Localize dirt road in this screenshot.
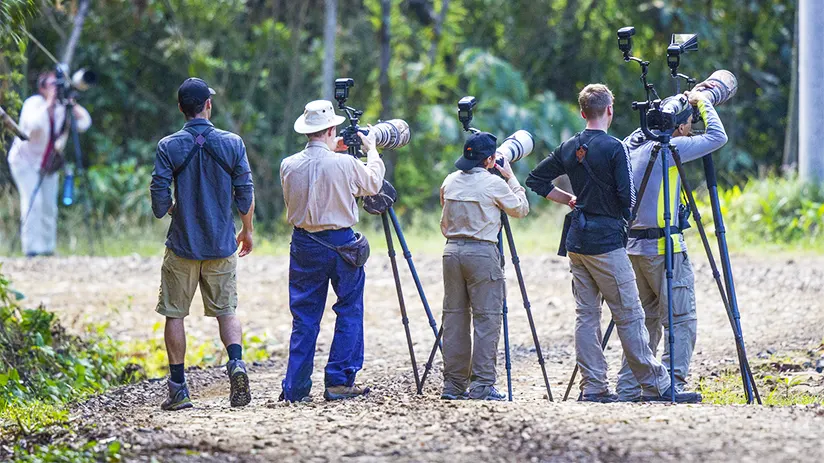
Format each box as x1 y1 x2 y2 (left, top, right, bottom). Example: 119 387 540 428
4 251 824 461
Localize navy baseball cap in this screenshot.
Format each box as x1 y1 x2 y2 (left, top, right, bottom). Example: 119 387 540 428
177 77 215 107
455 131 498 171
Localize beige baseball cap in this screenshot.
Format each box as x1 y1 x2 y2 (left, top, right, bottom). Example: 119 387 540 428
294 100 347 134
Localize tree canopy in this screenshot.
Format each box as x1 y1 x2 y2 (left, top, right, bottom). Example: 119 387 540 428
0 0 796 224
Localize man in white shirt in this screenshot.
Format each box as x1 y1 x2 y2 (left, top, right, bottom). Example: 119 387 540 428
279 100 384 402
7 71 91 256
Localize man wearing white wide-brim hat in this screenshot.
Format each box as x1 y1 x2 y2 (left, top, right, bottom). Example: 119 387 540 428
279 100 384 402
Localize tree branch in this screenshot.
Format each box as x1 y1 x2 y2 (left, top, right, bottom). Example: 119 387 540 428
60 0 90 67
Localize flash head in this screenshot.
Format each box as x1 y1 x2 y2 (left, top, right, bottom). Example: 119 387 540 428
334 78 354 104
671 34 699 53
458 96 477 131
617 26 635 56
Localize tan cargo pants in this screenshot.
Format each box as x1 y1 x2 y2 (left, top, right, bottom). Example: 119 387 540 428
569 248 671 396
441 239 505 398
616 252 698 400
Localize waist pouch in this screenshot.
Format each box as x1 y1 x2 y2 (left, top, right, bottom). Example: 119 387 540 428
558 211 573 257
304 231 371 267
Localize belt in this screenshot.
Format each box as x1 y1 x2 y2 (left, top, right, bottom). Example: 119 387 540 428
446 237 496 245
628 227 683 240
294 227 352 235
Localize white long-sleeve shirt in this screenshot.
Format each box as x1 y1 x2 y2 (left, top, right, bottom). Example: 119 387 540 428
280 141 386 232
7 95 91 169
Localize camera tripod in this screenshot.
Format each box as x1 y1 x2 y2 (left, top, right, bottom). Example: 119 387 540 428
10 99 98 256
379 206 442 394
561 129 759 404
418 211 554 401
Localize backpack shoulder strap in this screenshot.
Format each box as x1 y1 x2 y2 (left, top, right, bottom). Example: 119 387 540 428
172 127 207 178
174 126 234 178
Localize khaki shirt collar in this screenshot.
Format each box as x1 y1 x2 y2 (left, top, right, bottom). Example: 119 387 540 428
465 167 490 175
306 140 331 151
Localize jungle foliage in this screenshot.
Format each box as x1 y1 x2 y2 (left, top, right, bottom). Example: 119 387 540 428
0 0 798 227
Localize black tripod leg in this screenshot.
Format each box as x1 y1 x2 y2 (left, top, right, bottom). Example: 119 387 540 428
498 231 513 401
563 318 614 401
671 147 758 404
68 108 98 255
661 144 676 403
388 208 440 347
501 214 553 401
382 212 421 393
418 326 443 394
702 154 759 404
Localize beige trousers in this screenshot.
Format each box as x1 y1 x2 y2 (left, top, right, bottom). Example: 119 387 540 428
616 252 698 400
569 248 670 396
441 239 504 397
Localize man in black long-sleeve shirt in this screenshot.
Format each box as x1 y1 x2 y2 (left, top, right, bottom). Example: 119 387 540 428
527 84 699 403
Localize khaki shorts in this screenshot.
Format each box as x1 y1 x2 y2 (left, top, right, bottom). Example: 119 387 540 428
156 248 238 319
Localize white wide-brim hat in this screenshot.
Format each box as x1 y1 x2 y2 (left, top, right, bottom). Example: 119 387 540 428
294 100 347 134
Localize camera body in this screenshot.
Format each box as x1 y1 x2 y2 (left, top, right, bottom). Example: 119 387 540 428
455 96 534 173
334 77 410 156
55 64 96 103
635 94 691 134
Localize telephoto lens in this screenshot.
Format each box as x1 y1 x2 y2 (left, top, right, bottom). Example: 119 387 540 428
496 130 534 164
693 70 738 106
371 119 410 150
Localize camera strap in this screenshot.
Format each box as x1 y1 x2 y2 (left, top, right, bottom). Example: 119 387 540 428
574 132 625 218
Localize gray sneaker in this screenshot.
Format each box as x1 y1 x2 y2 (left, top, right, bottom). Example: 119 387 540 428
469 386 507 401
227 359 251 407
642 387 702 404
324 385 370 401
161 379 193 411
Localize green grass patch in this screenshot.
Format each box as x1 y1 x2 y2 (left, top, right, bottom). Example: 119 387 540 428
698 362 824 406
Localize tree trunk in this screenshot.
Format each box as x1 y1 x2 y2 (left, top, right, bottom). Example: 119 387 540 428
782 4 799 171
428 0 449 64
61 0 91 67
379 0 395 181
799 0 824 183
322 0 337 101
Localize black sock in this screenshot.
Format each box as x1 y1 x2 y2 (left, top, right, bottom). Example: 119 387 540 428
169 363 185 384
227 344 242 361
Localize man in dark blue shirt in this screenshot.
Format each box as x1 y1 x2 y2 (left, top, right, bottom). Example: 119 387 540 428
150 77 255 411
527 84 698 403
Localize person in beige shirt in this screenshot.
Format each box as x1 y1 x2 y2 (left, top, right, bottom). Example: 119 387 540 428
279 100 384 402
439 131 528 401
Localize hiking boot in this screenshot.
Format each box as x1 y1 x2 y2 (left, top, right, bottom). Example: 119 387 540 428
227 359 251 407
161 379 193 411
642 387 702 404
469 386 506 401
579 391 619 403
323 385 370 401
440 390 469 401
278 391 313 403
617 395 642 403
